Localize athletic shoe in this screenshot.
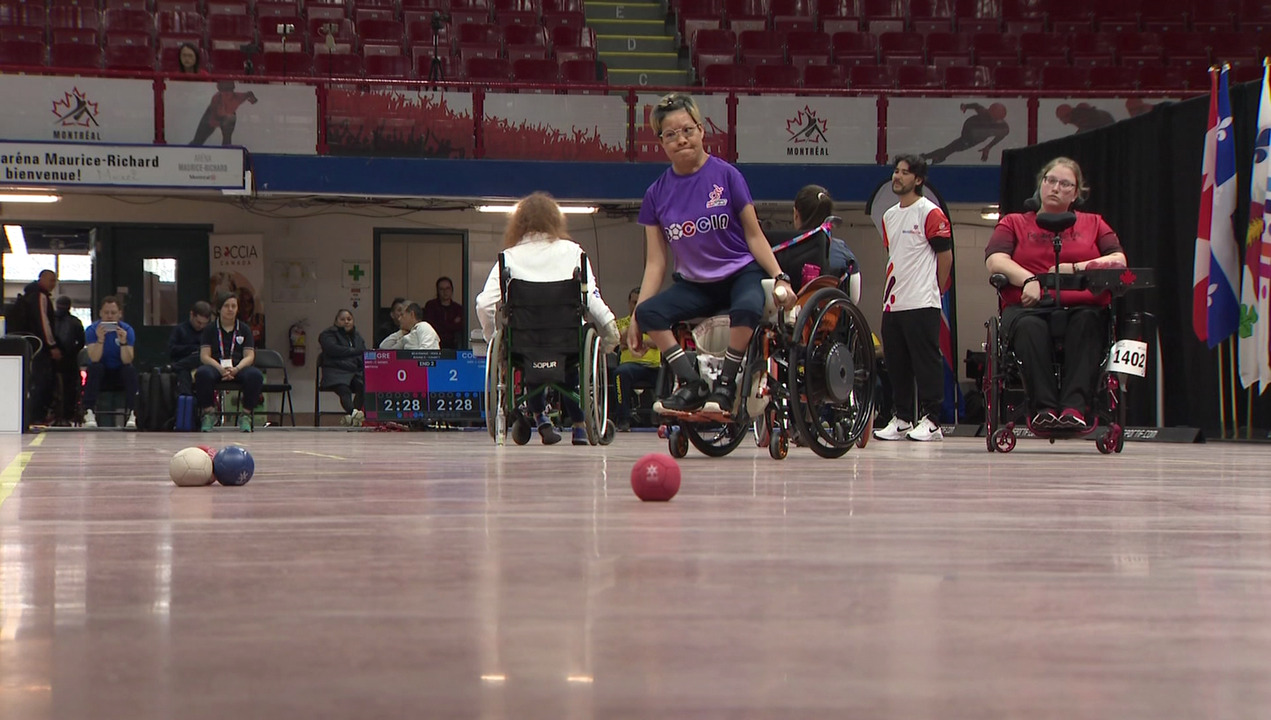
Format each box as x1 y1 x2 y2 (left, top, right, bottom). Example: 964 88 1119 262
536 414 561 445
200 412 215 433
873 416 912 441
82 410 98 429
124 411 137 429
702 381 737 416
350 409 365 427
572 426 589 445
1057 408 1088 429
1031 409 1059 429
238 415 253 433
616 419 632 432
654 379 709 413
906 416 943 442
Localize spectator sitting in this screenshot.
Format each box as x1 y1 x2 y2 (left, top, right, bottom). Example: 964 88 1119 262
82 296 139 429
319 308 368 425
168 300 213 393
177 43 207 74
377 297 407 346
379 302 440 351
196 291 264 433
423 276 465 350
612 287 661 432
52 296 86 426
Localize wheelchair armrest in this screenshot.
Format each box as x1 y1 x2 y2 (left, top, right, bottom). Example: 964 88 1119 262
760 278 778 324
989 273 1010 291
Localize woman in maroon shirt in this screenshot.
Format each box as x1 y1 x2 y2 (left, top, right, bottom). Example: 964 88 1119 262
422 276 464 350
984 156 1127 431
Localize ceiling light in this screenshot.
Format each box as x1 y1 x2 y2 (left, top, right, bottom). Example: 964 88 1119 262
477 204 598 215
4 225 28 255
0 193 61 204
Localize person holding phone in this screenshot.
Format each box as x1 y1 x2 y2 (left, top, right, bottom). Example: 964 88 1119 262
82 296 139 429
196 291 264 432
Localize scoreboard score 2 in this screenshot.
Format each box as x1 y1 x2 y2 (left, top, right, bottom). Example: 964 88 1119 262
363 349 486 422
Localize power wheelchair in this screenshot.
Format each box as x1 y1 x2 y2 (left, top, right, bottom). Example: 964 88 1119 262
982 215 1154 455
655 219 878 460
484 253 614 446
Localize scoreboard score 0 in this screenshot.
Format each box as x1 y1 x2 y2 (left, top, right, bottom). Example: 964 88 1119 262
363 349 486 422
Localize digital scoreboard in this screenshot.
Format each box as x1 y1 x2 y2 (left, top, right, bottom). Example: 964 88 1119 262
363 349 486 422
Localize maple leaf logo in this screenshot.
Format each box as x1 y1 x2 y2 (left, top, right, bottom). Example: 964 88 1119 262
1119 269 1137 286
51 87 99 128
786 105 827 144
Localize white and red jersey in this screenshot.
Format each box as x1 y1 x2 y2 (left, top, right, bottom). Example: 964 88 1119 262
881 196 952 313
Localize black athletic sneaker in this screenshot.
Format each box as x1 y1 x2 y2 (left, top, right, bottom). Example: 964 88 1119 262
702 381 737 416
655 379 710 413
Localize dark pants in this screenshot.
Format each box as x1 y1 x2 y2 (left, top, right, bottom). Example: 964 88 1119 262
27 348 56 425
83 363 139 411
194 365 264 410
527 369 583 424
328 376 365 414
172 355 201 394
1005 306 1106 413
880 308 944 423
635 262 767 331
55 358 81 421
611 362 659 421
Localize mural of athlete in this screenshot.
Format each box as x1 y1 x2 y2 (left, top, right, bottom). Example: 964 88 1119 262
1056 102 1116 133
191 80 258 146
922 102 1010 164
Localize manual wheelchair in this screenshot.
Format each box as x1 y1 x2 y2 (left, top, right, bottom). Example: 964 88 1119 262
484 254 613 446
654 220 877 460
982 268 1154 455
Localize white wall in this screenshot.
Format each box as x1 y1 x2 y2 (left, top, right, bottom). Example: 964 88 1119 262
11 195 1001 414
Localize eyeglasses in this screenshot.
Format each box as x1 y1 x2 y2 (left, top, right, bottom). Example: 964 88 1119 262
659 124 700 141
1041 175 1076 190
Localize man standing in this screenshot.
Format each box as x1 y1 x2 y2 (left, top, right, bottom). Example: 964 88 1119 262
875 155 953 442
52 296 86 425
10 269 61 425
168 300 213 393
82 296 139 429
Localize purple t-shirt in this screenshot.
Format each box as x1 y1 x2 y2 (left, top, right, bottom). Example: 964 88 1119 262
638 155 756 283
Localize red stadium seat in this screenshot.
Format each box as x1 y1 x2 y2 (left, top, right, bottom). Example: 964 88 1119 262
309 18 358 49
157 10 206 36
0 1 48 29
505 24 549 61
847 63 897 88
896 64 942 87
364 53 410 78
971 33 1019 66
738 29 786 65
554 46 595 63
770 0 816 34
925 32 972 65
412 50 454 79
724 0 767 34
818 0 860 34
991 64 1038 89
956 19 1000 34
358 19 407 43
877 31 924 64
313 49 362 76
909 0 953 33
157 0 201 11
305 2 348 22
1087 65 1139 89
942 64 990 89
559 57 603 84
542 10 584 30
450 0 493 25
259 50 313 75
103 0 151 11
831 31 877 64
701 62 753 87
207 46 247 72
692 28 736 60
353 7 397 23
0 26 47 44
786 29 831 68
0 39 47 67
465 55 512 80
50 42 103 69
860 0 904 32
52 27 97 45
802 62 845 88
512 56 559 82
106 31 153 47
48 5 100 31
105 44 157 70
1039 65 1090 90
753 63 801 87
256 2 301 19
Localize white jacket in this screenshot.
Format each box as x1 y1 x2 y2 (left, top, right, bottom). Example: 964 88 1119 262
476 233 618 350
379 320 441 351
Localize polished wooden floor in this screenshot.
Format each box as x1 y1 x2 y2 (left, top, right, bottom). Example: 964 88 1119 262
1 429 1269 719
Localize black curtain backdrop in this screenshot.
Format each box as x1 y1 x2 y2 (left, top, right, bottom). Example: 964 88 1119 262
1000 81 1268 437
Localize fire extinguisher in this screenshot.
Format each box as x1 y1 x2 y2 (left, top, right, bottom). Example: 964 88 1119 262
288 322 306 366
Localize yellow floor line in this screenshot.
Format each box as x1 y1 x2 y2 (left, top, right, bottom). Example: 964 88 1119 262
29 433 45 447
292 450 347 461
0 452 33 509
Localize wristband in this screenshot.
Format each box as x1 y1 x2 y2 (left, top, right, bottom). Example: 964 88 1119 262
1022 276 1039 287
773 272 791 284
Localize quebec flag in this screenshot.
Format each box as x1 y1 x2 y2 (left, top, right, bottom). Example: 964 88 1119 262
1192 65 1241 348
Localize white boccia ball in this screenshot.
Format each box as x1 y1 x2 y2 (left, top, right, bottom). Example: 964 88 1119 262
170 447 215 487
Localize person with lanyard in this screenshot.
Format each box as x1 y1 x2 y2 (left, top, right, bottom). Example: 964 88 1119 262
792 184 861 302
195 291 264 432
318 308 368 426
423 276 465 350
81 296 137 429
630 92 795 417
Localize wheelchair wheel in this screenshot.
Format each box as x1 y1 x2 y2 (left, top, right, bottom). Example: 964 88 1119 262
983 317 1001 453
683 421 748 457
579 326 607 446
787 288 876 459
600 418 615 445
484 329 509 442
768 426 788 460
991 427 1016 453
1096 424 1124 454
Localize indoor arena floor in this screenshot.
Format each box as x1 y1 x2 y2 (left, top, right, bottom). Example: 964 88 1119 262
1 429 1269 719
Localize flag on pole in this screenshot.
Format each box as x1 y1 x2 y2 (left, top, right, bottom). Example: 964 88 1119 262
1193 65 1241 348
1238 59 1271 392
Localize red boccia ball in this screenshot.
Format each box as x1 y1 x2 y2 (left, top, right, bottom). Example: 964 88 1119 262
630 453 681 502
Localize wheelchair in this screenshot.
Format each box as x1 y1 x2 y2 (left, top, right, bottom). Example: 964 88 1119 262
655 219 878 460
982 268 1153 455
484 254 613 446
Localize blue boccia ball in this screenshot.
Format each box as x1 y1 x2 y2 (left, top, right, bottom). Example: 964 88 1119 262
213 445 255 486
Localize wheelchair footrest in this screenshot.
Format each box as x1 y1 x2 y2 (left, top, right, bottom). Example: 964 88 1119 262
658 407 734 423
